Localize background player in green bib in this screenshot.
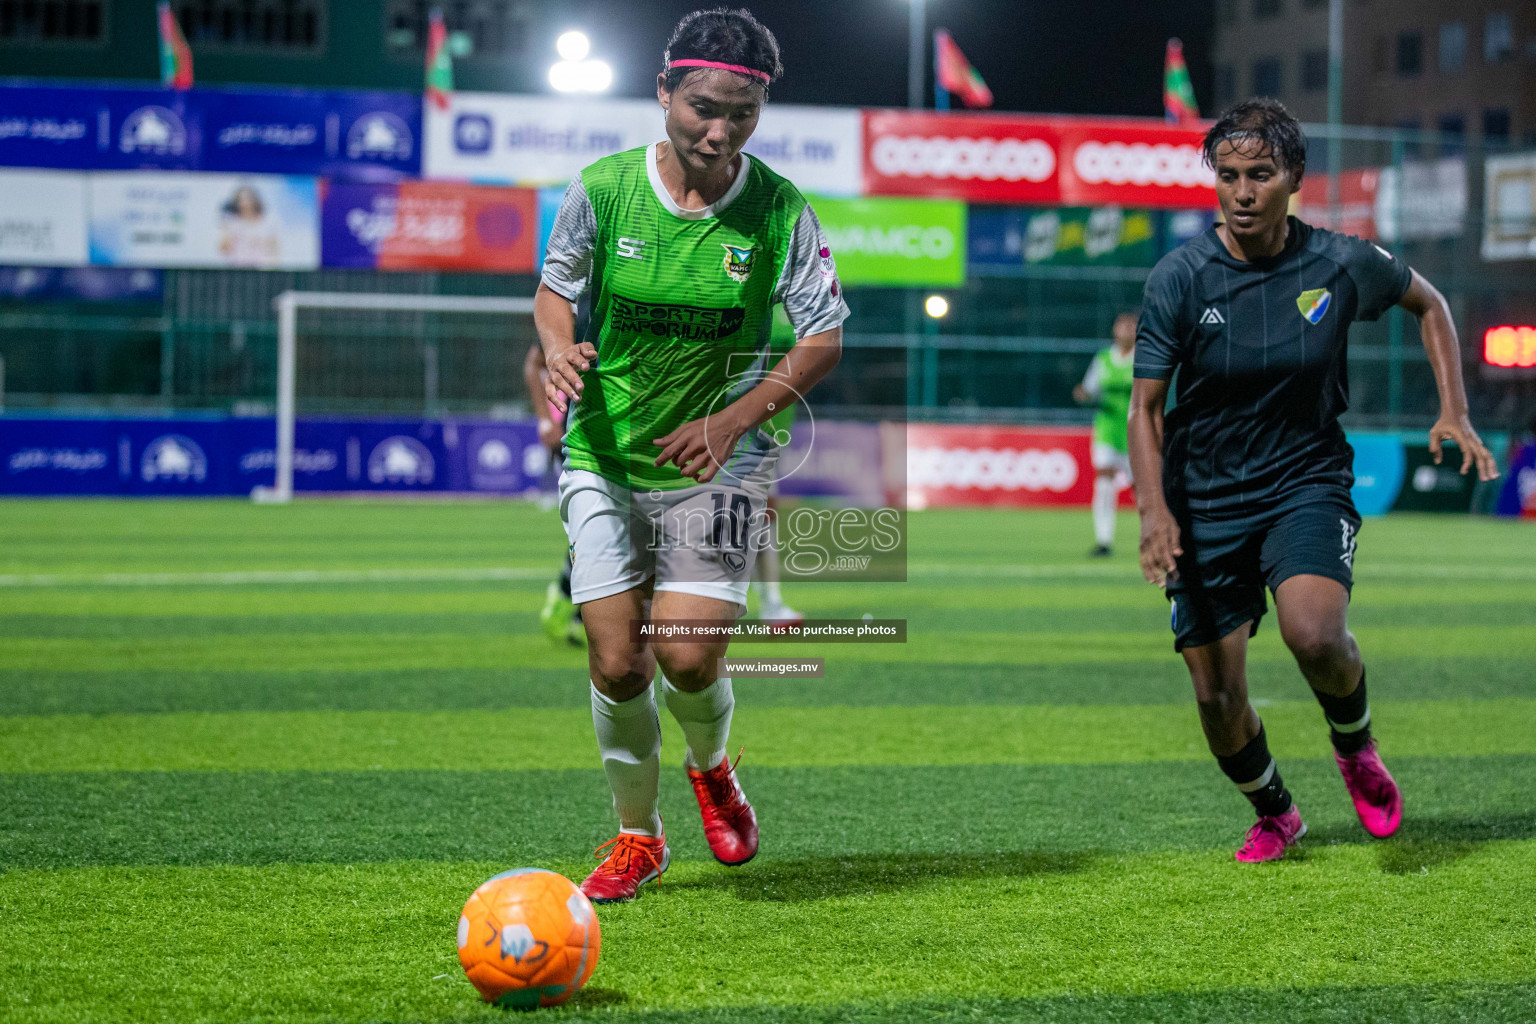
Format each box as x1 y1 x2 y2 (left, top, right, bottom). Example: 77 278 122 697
535 8 849 903
1074 310 1137 556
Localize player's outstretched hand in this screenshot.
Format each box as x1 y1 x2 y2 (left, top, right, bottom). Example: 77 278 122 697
544 342 597 415
1429 415 1500 482
1139 509 1182 588
653 413 747 484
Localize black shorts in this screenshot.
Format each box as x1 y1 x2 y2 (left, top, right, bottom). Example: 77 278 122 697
1166 492 1361 652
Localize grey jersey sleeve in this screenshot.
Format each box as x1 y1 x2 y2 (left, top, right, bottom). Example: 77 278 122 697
540 173 597 302
1134 257 1190 380
1343 236 1413 322
773 204 851 338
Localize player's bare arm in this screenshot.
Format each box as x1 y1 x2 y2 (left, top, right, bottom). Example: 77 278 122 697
532 282 596 415
1395 271 1499 482
1128 375 1180 587
652 326 842 483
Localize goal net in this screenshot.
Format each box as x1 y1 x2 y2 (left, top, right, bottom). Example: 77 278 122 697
254 290 539 502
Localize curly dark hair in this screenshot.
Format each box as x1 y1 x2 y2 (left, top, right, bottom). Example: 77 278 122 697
662 7 782 93
1203 98 1307 183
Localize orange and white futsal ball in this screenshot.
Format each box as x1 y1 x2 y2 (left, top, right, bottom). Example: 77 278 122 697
457 869 601 1009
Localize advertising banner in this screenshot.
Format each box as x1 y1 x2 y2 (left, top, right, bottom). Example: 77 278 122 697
1346 433 1407 516
88 172 320 270
864 110 1213 208
814 196 965 286
322 181 538 271
1376 157 1466 241
1483 151 1536 262
0 415 549 496
745 105 863 196
905 423 1095 508
1297 168 1380 239
1495 442 1536 517
0 84 419 179
200 88 422 180
0 266 162 303
0 169 89 265
425 93 658 185
968 205 1157 269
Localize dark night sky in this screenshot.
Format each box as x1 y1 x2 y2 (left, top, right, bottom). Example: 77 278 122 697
530 0 1214 117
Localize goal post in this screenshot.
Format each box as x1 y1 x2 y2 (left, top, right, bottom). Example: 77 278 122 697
255 290 539 503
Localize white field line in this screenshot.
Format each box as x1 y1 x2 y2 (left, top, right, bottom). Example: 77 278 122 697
0 561 1530 589
0 567 549 588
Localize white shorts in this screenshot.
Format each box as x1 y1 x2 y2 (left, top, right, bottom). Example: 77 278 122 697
1091 441 1133 483
559 465 775 609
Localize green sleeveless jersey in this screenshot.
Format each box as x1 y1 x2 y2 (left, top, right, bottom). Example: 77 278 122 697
1085 346 1135 453
541 144 847 490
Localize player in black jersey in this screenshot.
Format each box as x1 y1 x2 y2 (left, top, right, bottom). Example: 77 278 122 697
1128 99 1499 862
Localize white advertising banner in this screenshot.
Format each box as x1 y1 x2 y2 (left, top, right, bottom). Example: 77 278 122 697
425 93 658 186
425 92 864 195
1376 157 1467 242
1483 151 1536 262
744 105 862 196
88 172 319 270
0 169 89 266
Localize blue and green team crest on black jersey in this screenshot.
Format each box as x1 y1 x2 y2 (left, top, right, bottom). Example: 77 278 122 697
564 147 810 490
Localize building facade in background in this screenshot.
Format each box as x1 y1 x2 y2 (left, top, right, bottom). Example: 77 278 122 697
0 0 538 94
1214 0 1536 144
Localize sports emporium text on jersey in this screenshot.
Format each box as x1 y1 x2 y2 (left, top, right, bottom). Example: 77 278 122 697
609 295 747 341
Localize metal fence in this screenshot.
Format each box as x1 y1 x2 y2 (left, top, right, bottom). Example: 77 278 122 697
1 125 1532 433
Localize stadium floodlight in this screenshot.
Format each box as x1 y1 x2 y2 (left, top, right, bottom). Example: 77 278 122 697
254 291 537 504
924 295 950 319
549 30 613 94
556 31 591 61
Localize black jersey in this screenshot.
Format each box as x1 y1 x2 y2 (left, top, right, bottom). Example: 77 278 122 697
1135 217 1411 517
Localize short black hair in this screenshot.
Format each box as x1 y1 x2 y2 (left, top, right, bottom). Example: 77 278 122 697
662 7 782 94
1203 98 1307 183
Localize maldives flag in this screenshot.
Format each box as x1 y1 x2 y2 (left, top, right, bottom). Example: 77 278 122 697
425 7 454 111
157 2 193 90
1164 38 1200 125
934 29 993 109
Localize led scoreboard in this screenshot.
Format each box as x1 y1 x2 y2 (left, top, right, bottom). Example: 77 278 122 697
1483 325 1536 370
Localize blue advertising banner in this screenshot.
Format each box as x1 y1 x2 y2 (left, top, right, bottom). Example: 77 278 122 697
1347 433 1407 516
0 84 420 180
0 266 162 302
1 415 543 496
201 88 420 181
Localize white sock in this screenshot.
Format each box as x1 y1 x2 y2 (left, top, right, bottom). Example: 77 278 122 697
1092 477 1117 547
758 532 783 608
662 675 734 771
589 681 662 836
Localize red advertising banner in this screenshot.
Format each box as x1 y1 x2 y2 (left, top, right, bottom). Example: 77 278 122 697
863 110 1215 209
906 423 1134 509
1297 168 1380 240
322 181 538 272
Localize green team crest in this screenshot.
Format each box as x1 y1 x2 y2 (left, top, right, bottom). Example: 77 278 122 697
1297 288 1332 324
721 243 757 283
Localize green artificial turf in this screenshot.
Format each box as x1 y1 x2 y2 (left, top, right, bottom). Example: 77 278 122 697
1 499 1533 1023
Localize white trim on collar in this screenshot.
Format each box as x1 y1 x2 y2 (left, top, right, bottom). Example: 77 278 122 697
646 142 751 221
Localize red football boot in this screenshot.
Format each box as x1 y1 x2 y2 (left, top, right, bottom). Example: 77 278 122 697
579 831 670 904
687 752 758 866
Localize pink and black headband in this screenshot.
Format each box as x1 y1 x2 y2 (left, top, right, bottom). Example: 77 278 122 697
666 58 772 85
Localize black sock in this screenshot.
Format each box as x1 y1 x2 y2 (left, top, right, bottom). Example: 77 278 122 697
1315 666 1371 756
1215 723 1293 818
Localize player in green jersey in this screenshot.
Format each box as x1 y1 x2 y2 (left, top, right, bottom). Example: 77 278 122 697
1074 310 1138 555
535 8 849 903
